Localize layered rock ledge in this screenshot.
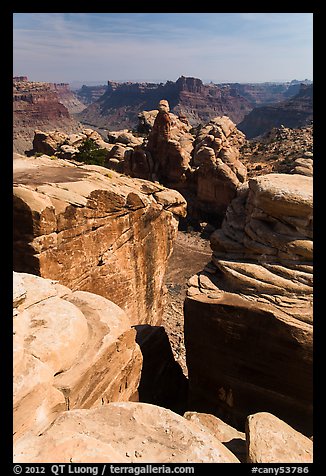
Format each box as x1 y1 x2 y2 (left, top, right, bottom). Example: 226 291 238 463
184 173 313 434
13 153 186 326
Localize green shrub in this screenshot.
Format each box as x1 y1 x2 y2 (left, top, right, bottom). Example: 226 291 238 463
74 139 108 166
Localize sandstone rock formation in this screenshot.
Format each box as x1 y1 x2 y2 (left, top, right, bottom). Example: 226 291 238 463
51 82 86 114
192 116 247 217
13 79 82 154
14 402 239 463
77 76 253 131
126 108 248 225
240 124 313 178
13 153 186 326
32 127 145 172
125 102 194 186
32 128 112 157
184 411 246 462
184 173 313 435
246 412 313 463
13 272 142 442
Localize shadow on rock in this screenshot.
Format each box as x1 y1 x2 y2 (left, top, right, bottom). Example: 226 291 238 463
134 325 188 415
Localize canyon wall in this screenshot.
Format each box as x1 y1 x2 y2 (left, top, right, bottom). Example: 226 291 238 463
13 153 186 327
13 79 83 154
184 173 313 435
76 84 108 105
77 76 253 130
238 84 313 139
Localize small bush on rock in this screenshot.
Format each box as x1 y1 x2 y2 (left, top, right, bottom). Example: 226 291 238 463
74 139 108 166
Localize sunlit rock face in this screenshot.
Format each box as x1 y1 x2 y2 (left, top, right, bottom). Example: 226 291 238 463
13 153 186 327
184 173 313 435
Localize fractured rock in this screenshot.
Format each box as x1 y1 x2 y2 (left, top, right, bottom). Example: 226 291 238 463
14 402 240 463
13 153 187 326
13 272 142 442
184 411 246 462
184 173 313 435
246 412 313 463
192 116 247 217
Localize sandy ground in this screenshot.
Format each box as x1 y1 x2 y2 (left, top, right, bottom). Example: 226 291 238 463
162 231 212 376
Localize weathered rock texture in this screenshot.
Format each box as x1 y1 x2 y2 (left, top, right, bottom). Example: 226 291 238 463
13 272 142 442
126 101 194 186
246 412 313 463
240 124 313 178
192 116 247 217
13 153 186 326
77 76 253 130
13 80 83 154
126 104 248 224
52 83 86 114
184 173 313 435
184 411 246 462
32 128 112 156
14 402 240 463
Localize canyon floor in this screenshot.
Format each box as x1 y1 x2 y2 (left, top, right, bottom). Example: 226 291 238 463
163 230 212 376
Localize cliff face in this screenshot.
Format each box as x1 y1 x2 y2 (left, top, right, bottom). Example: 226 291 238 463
228 81 307 106
52 83 86 114
77 76 253 130
13 80 83 154
13 153 186 327
184 174 313 435
238 84 313 139
76 84 108 105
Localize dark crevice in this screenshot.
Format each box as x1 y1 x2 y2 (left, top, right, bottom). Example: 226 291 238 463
134 325 188 415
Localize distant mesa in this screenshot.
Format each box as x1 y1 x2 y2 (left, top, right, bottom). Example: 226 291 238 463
13 76 28 82
76 76 312 133
13 78 85 154
76 76 254 131
237 83 313 139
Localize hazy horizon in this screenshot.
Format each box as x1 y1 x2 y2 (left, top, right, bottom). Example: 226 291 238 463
13 13 313 84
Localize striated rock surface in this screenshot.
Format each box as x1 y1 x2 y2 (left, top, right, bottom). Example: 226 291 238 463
13 153 186 326
246 412 313 463
184 173 313 434
13 79 82 154
51 82 86 114
13 272 142 442
14 402 239 463
77 76 253 131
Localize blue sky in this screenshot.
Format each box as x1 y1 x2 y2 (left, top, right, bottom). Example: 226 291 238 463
13 13 313 84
